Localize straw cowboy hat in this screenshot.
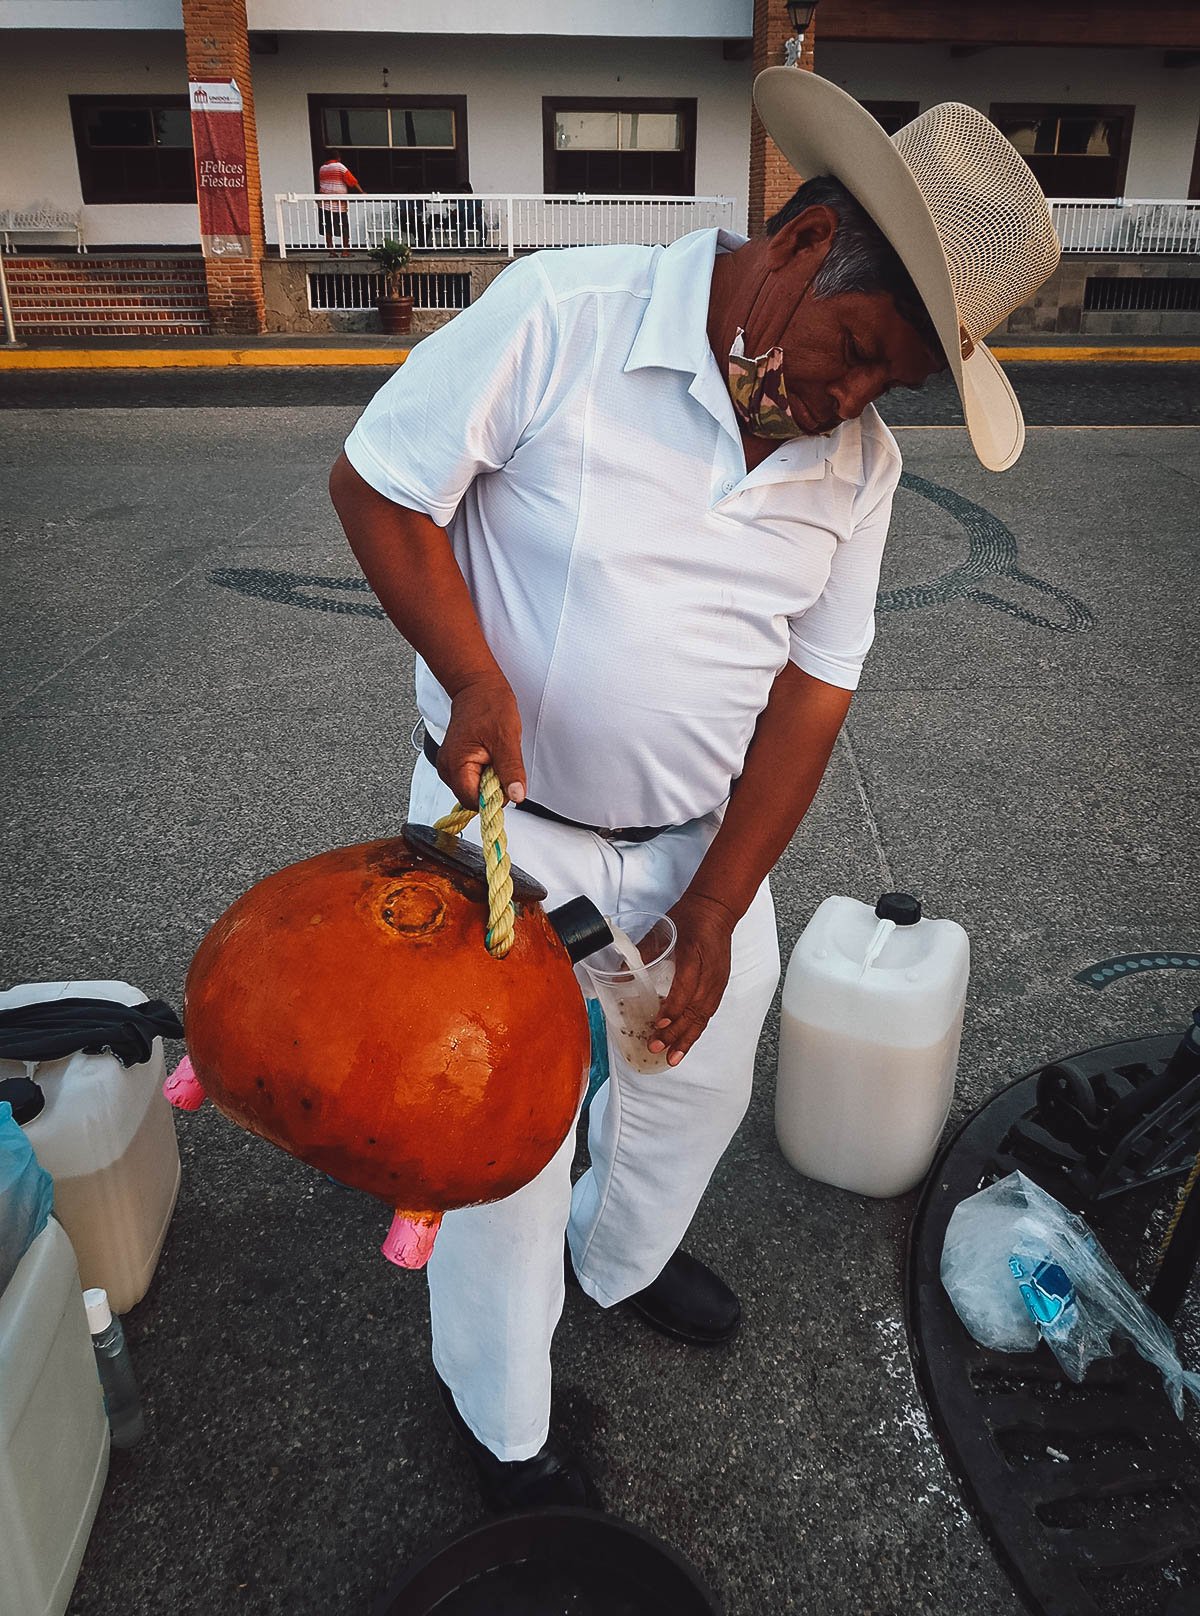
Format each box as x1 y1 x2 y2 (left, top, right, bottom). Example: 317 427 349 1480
753 69 1061 471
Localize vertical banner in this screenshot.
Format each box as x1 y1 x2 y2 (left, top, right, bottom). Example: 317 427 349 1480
189 80 251 258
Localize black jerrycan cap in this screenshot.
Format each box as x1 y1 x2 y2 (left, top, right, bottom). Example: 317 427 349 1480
0 1075 46 1125
875 892 922 926
547 898 613 965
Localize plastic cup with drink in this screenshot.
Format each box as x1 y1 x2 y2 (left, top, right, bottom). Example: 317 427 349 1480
583 911 677 1075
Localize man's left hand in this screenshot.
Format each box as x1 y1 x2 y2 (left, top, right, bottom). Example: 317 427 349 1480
648 893 738 1065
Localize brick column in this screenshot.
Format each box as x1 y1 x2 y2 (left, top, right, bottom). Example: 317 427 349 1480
182 0 266 334
747 2 816 236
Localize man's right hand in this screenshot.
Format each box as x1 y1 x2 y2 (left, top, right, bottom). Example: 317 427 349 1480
439 674 527 810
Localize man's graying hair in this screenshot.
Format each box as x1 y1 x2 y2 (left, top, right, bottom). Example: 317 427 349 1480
767 175 944 361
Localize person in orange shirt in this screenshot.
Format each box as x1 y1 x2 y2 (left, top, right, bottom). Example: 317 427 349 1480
317 150 364 253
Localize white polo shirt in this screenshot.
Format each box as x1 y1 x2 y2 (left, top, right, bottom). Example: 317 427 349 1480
345 228 902 828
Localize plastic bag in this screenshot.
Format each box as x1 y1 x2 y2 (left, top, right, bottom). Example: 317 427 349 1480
941 1169 1200 1419
0 1100 54 1295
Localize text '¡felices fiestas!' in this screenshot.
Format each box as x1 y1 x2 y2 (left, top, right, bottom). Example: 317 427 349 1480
199 159 245 188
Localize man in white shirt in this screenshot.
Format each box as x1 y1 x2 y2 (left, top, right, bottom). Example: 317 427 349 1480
330 76 1059 1511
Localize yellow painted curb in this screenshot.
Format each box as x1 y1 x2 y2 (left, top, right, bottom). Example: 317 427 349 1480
0 346 410 370
1 344 1197 372
991 346 1200 363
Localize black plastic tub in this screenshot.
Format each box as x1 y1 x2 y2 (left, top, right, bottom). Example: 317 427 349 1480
374 1508 723 1616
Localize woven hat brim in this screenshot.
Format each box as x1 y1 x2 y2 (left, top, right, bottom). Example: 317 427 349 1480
753 67 1021 472
962 342 1024 472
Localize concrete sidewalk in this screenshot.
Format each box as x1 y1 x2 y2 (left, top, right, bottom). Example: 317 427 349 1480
2 385 1198 1615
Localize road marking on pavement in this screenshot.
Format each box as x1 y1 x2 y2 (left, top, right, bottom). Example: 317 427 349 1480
882 471 1094 634
1076 952 1200 989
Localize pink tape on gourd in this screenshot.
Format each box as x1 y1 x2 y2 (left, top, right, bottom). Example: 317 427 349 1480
381 1211 442 1269
164 1054 207 1111
165 1062 443 1269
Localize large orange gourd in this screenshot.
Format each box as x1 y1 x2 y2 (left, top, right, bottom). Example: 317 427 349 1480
182 826 606 1266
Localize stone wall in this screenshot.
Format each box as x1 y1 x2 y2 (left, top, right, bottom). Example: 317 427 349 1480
996 256 1200 338
262 254 511 335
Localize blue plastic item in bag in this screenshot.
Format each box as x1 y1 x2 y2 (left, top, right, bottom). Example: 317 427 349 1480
0 1100 54 1295
941 1170 1200 1419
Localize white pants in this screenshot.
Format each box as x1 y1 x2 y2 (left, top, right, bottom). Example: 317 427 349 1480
407 754 781 1460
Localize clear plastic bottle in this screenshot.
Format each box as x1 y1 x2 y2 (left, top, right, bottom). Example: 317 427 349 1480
83 1286 145 1448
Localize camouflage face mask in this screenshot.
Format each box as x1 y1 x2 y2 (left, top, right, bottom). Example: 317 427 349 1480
727 328 805 441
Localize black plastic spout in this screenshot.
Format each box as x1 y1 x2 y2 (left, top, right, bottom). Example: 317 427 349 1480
547 898 613 964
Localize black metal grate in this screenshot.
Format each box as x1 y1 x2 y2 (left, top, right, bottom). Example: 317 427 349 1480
1083 277 1200 313
907 1034 1200 1616
307 270 471 313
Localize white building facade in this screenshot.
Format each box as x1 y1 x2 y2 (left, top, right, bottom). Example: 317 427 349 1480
1 1 1197 335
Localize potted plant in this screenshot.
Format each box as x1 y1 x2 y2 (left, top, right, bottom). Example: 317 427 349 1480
368 237 414 335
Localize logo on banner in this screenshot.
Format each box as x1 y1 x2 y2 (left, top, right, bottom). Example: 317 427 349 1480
189 80 244 113
189 80 252 258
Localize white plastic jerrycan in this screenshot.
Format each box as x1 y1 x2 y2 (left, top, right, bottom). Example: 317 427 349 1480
0 980 181 1314
0 1217 110 1616
775 893 969 1198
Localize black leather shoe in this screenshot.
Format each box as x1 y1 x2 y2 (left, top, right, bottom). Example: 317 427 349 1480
435 1373 602 1513
624 1248 742 1345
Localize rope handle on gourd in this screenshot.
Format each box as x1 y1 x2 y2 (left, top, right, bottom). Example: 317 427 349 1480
433 763 516 959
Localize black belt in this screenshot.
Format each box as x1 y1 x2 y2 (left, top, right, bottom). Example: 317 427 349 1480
421 733 669 842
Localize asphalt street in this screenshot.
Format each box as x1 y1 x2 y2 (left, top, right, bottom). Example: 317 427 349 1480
2 359 1199 423
1 362 1198 1615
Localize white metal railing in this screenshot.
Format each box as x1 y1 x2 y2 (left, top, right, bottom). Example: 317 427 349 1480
1050 198 1200 255
275 192 736 258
